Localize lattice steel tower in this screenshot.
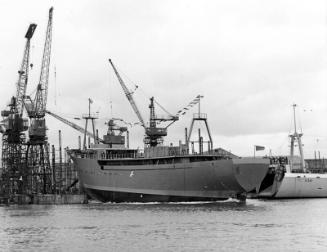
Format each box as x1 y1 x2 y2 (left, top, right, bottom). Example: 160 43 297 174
25 7 54 194
0 24 36 196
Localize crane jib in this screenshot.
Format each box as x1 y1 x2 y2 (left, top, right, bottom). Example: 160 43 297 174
108 59 146 128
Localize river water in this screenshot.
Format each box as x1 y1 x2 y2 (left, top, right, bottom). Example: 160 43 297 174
1 199 327 251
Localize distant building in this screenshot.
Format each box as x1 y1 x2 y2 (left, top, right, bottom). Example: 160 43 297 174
305 159 327 173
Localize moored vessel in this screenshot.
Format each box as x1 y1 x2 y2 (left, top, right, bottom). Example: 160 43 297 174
71 147 269 203
257 104 327 198
69 60 270 203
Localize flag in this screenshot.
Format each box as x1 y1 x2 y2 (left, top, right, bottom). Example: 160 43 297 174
255 145 265 151
89 98 93 104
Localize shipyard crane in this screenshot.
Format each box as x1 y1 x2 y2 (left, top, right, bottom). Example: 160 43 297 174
1 23 37 140
23 7 54 194
0 23 37 197
106 119 128 136
45 110 104 142
25 7 53 142
16 24 37 117
109 59 181 146
108 59 145 127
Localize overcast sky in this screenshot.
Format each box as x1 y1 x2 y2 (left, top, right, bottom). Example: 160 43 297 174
0 0 327 158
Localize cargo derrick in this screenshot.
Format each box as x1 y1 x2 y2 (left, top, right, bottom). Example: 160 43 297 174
0 24 37 196
24 7 54 194
108 59 178 147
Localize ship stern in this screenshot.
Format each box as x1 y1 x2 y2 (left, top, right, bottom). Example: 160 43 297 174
232 158 270 193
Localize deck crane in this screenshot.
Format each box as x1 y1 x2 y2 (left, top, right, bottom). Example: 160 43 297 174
106 119 128 136
102 118 129 147
108 59 178 146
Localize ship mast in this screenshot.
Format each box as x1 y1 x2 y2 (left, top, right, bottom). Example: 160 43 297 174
289 104 305 172
187 95 213 154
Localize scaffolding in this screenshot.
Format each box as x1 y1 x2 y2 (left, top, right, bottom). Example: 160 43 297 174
0 139 80 200
25 142 52 194
0 134 27 197
51 144 79 194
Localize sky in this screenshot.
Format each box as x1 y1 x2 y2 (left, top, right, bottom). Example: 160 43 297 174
0 0 327 158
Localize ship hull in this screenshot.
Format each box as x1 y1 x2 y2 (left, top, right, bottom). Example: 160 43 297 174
259 172 327 198
72 155 269 203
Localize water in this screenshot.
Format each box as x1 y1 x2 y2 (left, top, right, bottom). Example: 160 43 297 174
1 199 327 252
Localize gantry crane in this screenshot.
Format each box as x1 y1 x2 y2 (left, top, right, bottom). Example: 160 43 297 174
108 59 178 146
0 23 37 196
24 7 54 194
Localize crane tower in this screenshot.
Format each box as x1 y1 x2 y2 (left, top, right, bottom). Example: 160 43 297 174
0 23 37 196
24 7 54 194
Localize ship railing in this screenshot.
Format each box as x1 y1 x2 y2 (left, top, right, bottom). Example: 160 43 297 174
82 113 98 119
193 113 207 119
101 152 139 160
269 156 289 165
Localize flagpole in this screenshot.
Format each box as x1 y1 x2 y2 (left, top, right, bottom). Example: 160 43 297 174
254 145 255 158
88 98 91 117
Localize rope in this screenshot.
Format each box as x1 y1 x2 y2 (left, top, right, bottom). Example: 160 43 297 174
114 64 139 93
154 99 173 116
110 63 176 117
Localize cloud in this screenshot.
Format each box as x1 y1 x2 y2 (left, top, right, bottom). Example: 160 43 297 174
0 0 326 158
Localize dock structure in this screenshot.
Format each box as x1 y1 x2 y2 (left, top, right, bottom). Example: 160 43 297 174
0 8 87 205
0 144 86 205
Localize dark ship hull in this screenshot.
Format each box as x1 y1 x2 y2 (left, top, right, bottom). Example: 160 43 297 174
71 152 269 203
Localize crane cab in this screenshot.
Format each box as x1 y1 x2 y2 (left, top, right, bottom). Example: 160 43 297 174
28 118 47 142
